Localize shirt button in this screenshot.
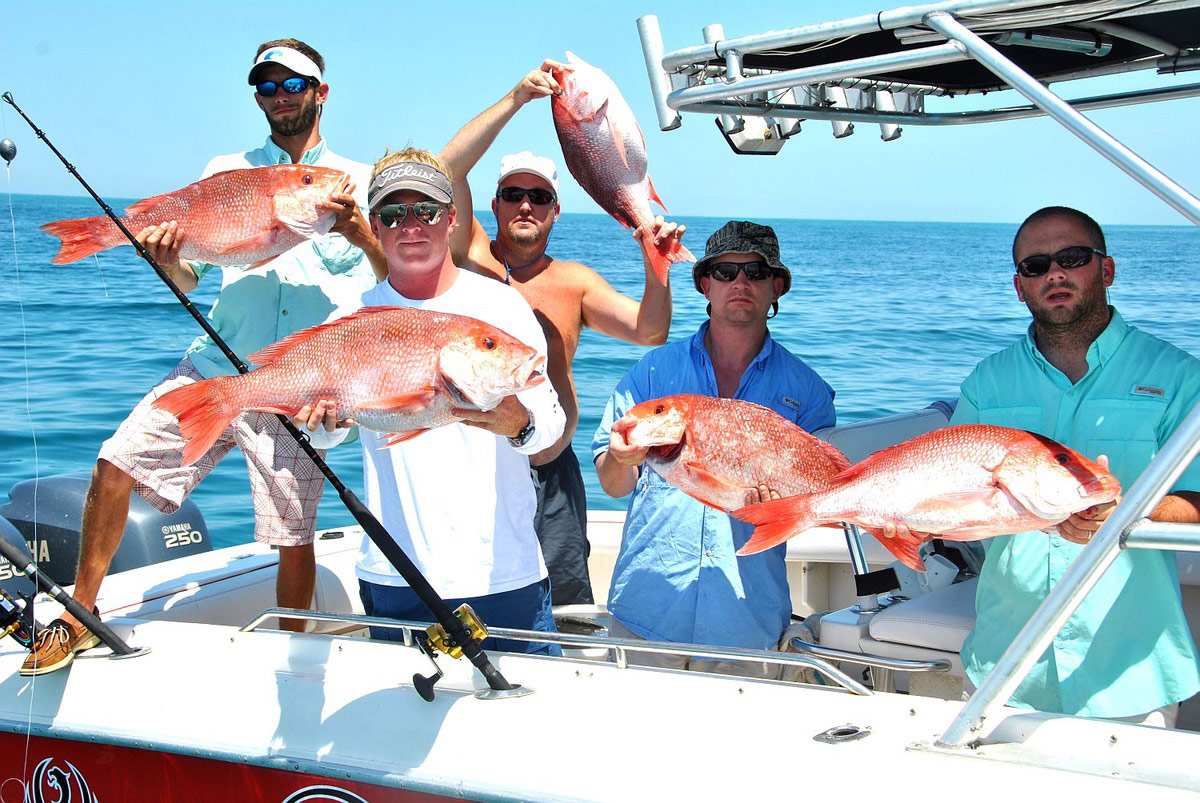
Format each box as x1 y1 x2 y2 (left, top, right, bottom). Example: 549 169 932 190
281 309 288 316
705 549 713 557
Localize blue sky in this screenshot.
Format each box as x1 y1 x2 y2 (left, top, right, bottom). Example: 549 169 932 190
1 0 1196 224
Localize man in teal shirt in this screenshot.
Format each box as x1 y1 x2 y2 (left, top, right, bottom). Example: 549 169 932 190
22 38 385 675
951 206 1200 723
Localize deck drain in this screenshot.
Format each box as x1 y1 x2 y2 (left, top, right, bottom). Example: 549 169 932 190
813 724 871 744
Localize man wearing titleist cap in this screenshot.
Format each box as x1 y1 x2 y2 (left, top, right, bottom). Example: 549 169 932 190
21 38 385 676
440 60 686 607
294 148 566 654
592 221 836 677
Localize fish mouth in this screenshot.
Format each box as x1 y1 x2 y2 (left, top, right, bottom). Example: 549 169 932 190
1078 474 1121 500
652 434 685 462
516 356 546 389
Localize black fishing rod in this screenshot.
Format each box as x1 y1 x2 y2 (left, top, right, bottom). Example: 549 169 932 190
2 91 517 696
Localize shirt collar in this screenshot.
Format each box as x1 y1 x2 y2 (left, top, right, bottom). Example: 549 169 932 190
689 320 777 371
262 136 327 165
1024 306 1128 375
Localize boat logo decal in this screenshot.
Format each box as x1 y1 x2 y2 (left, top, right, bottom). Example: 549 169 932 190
25 756 97 803
282 786 369 803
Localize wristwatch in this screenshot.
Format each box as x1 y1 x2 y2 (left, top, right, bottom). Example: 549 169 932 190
508 410 535 448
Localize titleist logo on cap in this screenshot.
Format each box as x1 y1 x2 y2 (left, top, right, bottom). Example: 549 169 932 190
376 163 441 184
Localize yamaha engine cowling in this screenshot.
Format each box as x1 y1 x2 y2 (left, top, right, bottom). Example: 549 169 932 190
0 515 36 599
0 472 211 587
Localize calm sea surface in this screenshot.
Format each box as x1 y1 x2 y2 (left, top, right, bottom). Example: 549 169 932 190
4 192 1199 548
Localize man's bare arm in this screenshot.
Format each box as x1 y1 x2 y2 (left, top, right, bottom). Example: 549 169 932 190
581 217 682 346
439 60 566 265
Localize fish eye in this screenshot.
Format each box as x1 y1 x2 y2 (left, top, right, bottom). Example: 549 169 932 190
654 405 665 414
302 175 313 185
1056 453 1070 465
483 337 496 350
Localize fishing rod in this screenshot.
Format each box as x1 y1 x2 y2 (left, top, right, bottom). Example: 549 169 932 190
2 91 518 697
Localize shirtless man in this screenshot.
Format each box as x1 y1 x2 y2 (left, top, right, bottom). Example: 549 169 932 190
440 60 685 606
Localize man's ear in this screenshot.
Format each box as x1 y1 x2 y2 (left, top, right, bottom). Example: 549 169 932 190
1013 273 1025 302
1102 255 1115 288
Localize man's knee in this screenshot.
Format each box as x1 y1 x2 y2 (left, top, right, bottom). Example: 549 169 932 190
91 459 135 496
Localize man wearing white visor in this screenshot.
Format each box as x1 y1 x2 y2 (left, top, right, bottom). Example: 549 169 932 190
441 60 686 608
21 38 385 676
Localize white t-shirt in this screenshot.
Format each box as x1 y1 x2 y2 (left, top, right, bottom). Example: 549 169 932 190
354 269 565 598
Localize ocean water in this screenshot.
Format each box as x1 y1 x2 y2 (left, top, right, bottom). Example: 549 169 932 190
3 192 1199 549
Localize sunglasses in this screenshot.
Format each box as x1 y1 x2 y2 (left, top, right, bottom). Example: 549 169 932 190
255 77 318 97
374 201 446 228
1015 245 1105 278
496 187 557 206
705 260 776 282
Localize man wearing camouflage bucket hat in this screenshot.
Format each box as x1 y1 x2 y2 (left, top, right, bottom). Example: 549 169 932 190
591 221 836 678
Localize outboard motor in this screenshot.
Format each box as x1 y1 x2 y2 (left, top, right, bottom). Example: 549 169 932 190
0 472 212 587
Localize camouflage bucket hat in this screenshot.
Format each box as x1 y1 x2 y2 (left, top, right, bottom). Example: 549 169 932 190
691 221 791 295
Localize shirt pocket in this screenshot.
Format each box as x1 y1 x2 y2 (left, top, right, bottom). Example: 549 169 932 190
1079 397 1166 489
1084 436 1158 492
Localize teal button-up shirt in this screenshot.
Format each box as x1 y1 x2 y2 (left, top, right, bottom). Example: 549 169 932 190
952 308 1200 716
184 138 375 378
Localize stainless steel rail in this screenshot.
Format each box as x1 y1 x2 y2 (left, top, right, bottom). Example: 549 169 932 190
241 607 872 695
789 638 952 673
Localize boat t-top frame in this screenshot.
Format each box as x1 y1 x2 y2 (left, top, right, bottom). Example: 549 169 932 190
637 0 1200 752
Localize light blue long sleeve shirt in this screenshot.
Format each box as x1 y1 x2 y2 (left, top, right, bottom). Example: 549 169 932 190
184 137 376 379
592 322 836 650
953 308 1200 717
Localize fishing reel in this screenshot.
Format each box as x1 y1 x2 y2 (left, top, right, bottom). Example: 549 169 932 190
425 603 489 659
0 587 37 649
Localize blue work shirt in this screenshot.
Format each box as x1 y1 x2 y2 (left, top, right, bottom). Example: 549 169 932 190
592 321 836 650
185 137 375 379
953 308 1200 717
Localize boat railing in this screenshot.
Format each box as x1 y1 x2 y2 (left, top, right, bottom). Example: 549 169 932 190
240 607 953 696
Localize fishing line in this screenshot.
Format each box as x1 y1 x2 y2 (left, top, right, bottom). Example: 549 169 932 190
2 91 518 697
0 109 39 803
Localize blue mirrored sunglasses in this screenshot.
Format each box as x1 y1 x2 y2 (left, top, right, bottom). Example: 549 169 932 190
255 77 318 97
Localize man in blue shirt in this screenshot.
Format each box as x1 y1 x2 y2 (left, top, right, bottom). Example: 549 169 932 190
22 39 386 675
593 221 836 678
948 206 1200 724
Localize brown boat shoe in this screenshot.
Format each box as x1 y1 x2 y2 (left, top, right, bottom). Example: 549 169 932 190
19 617 101 676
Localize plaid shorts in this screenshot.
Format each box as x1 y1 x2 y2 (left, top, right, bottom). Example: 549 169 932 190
98 358 326 546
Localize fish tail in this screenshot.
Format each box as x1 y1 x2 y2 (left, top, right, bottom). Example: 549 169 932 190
152 378 240 466
647 241 698 285
40 217 121 264
733 495 817 555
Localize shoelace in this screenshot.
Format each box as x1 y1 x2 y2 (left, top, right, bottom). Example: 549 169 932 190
33 621 71 652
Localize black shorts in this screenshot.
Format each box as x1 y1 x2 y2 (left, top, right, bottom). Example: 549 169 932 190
532 447 594 605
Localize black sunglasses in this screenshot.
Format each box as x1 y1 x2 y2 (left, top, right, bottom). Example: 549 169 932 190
496 187 557 206
706 260 776 282
374 202 445 228
1015 245 1104 278
255 76 318 97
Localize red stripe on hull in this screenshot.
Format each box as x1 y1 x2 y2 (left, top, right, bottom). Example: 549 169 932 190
0 731 456 802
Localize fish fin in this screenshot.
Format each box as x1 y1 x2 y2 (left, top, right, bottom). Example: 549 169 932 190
123 192 176 216
243 256 276 271
216 227 284 257
870 528 927 572
247 306 407 365
378 429 428 447
152 378 240 466
733 495 818 555
683 462 753 505
359 388 438 415
646 177 668 214
645 239 698 285
40 217 118 264
817 439 853 473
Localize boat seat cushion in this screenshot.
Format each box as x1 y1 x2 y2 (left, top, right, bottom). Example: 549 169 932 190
868 577 977 653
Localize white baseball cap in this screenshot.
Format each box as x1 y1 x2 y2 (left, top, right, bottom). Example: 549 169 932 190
248 46 323 85
497 151 559 193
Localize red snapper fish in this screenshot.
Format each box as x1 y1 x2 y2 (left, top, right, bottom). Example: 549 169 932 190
734 425 1121 571
610 395 851 512
41 165 347 268
152 306 546 465
550 52 695 284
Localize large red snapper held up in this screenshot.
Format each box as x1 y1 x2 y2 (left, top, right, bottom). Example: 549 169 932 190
152 306 547 466
549 52 696 284
734 425 1121 571
610 395 851 512
41 165 347 267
